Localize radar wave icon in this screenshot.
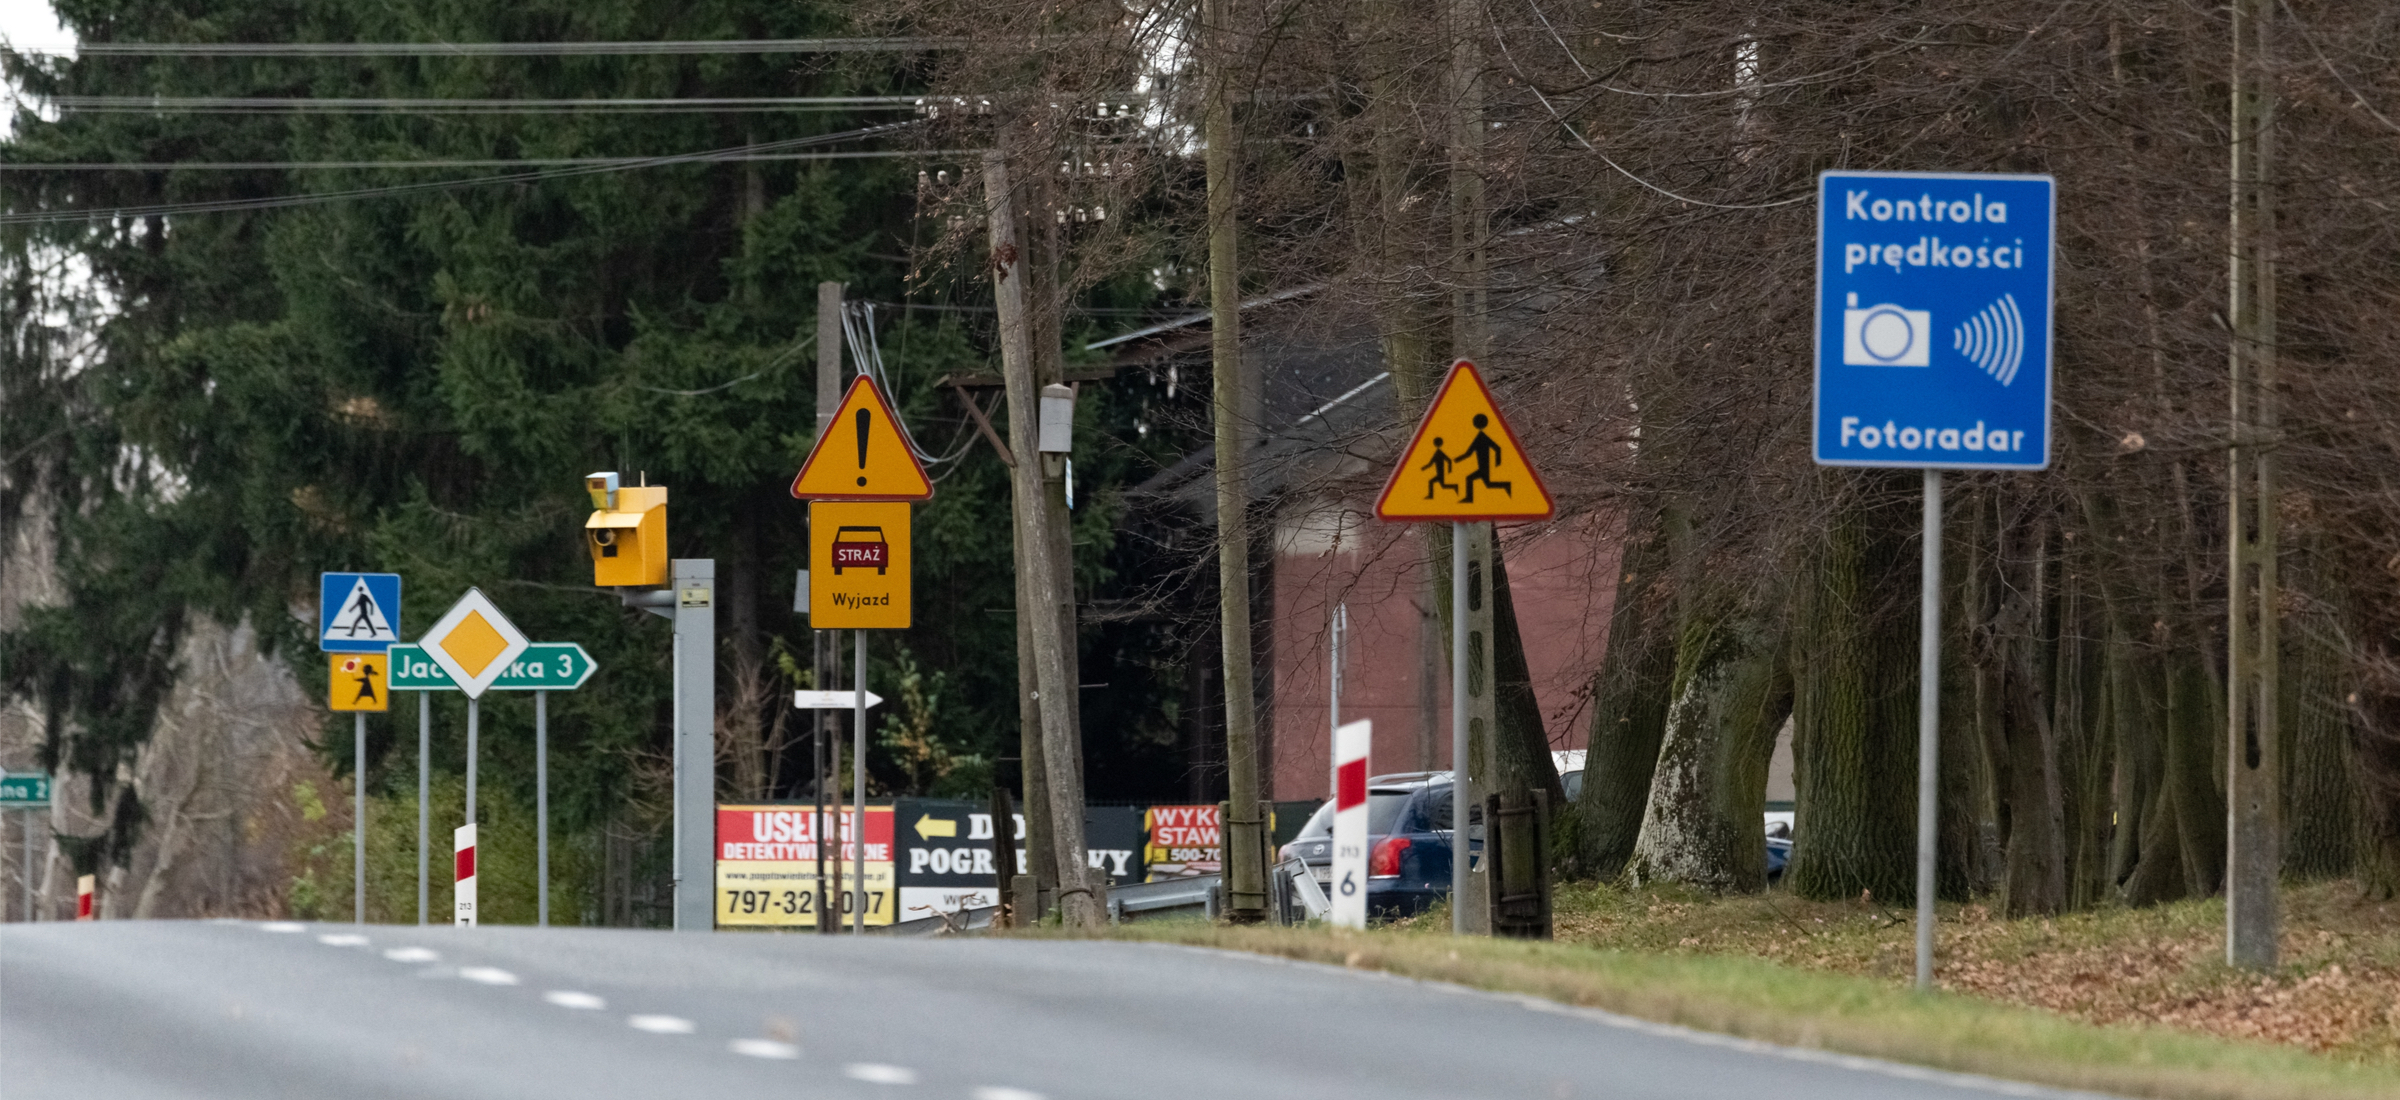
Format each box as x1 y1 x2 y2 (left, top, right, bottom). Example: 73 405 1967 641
1953 293 2026 386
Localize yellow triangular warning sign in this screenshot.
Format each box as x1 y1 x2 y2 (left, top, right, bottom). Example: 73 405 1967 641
1375 360 1554 522
791 376 935 501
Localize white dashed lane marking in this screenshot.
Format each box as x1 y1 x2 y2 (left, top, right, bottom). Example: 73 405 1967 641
259 922 306 933
458 967 519 986
845 1063 918 1085
628 1015 696 1034
729 1038 800 1059
317 933 370 947
383 947 439 963
970 1088 1045 1100
544 991 607 1010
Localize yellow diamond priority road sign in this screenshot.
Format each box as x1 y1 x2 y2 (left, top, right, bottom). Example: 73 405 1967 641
419 588 530 699
1374 360 1554 523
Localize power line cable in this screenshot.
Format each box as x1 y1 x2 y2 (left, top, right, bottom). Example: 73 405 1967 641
0 122 926 224
4 150 972 171
45 94 931 114
21 38 970 58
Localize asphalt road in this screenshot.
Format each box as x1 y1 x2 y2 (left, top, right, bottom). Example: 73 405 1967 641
4 921 2109 1100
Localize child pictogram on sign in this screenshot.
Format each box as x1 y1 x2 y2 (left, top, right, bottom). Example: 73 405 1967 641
330 653 390 712
1419 439 1459 500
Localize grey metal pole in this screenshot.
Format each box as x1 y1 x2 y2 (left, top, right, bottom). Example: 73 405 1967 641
418 692 429 927
1330 603 1346 796
1916 469 1943 992
672 559 718 932
853 629 867 935
536 690 549 927
465 698 478 828
21 808 32 922
356 711 367 924
1451 522 1469 936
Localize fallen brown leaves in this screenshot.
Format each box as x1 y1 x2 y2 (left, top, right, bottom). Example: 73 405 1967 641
1541 878 2400 1065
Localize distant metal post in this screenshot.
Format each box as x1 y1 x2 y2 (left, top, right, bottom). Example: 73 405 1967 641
672 559 717 932
21 808 33 921
853 629 867 935
1330 603 1346 793
537 690 550 927
466 698 478 827
1451 521 1468 935
356 711 367 924
418 693 429 926
1916 469 1942 992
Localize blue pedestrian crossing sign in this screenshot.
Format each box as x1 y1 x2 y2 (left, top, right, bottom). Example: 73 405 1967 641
1814 171 2054 470
319 572 402 653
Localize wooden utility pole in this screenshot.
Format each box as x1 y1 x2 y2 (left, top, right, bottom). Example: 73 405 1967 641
814 281 843 935
2225 0 2280 970
985 150 1100 928
1204 0 1269 923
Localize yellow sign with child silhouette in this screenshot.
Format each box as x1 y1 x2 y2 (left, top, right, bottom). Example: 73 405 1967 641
1374 360 1554 522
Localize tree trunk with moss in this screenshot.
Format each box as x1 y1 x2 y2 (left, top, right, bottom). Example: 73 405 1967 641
1786 489 1920 903
1572 515 1674 880
1625 608 1789 892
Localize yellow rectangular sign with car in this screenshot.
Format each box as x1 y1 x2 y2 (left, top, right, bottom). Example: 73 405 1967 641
808 501 911 630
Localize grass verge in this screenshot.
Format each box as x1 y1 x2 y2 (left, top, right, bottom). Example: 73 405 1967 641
1047 918 2400 1100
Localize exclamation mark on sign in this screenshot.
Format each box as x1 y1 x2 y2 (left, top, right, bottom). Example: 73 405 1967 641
854 408 871 487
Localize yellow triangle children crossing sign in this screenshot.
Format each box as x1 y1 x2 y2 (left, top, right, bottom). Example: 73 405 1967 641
1375 360 1554 522
790 376 935 501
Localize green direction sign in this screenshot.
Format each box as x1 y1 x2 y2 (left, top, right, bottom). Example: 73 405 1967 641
389 642 597 692
0 772 53 807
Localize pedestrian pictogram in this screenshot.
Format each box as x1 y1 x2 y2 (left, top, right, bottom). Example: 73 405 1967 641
1375 361 1555 522
419 588 531 699
790 376 934 501
328 653 390 712
318 573 402 653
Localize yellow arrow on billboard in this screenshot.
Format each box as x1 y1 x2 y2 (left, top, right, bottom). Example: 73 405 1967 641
913 814 958 840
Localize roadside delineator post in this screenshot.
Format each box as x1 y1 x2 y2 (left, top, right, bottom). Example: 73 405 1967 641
454 824 477 926
75 873 93 920
1331 719 1371 930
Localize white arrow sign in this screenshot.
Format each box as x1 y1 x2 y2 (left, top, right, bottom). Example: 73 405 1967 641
793 690 884 710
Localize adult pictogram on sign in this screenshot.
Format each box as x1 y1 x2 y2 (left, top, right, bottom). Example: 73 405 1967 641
790 376 934 501
1375 360 1554 523
318 572 402 653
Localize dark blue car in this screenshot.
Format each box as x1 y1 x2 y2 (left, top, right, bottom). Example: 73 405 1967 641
1281 769 1796 916
1279 774 1475 920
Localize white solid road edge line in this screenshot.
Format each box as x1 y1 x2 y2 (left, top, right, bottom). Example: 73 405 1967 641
1149 943 2123 1100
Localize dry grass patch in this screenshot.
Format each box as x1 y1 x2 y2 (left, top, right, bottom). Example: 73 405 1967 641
1520 878 2400 1064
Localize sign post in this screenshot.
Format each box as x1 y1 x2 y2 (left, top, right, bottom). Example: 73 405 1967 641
321 572 401 926
1331 720 1372 929
387 636 596 926
1815 170 2055 991
1 771 49 922
791 373 933 933
1374 360 1555 935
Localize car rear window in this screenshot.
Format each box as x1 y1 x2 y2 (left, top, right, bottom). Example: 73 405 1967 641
1294 791 1415 838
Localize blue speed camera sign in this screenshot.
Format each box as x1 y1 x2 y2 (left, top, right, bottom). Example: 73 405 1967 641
1814 171 2054 470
